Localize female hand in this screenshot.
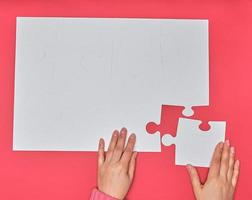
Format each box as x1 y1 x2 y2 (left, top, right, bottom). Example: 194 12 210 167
97 128 137 200
187 140 240 200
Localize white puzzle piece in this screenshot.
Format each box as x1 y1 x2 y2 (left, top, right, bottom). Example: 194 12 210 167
162 118 226 167
13 17 209 151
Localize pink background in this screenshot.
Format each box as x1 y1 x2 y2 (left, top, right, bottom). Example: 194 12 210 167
0 0 251 199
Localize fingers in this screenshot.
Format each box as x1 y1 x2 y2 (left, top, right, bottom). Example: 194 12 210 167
220 140 231 179
128 152 137 181
108 130 119 151
187 165 202 197
121 133 136 166
209 140 239 188
111 128 127 162
98 138 105 167
106 130 119 161
232 160 240 188
227 146 235 181
208 142 224 178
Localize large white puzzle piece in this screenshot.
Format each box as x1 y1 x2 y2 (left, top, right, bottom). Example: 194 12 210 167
13 17 209 151
162 118 226 167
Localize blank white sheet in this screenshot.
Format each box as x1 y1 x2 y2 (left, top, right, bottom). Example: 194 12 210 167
13 17 209 151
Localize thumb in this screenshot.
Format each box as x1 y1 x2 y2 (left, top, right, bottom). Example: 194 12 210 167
128 152 137 181
186 164 202 197
98 138 105 167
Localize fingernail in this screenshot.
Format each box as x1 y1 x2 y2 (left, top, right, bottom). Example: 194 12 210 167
121 131 126 137
186 164 192 170
225 140 230 146
99 138 104 146
113 131 118 137
231 146 235 154
121 127 127 135
219 142 224 148
130 133 136 139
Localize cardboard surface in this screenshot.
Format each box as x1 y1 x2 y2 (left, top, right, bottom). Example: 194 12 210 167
13 17 208 152
162 118 226 167
0 0 251 199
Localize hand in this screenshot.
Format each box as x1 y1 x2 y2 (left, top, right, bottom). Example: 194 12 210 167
187 140 240 200
97 128 137 200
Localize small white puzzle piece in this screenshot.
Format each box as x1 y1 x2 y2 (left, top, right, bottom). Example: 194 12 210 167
162 118 226 167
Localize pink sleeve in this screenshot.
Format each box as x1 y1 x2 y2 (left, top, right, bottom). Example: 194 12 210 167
90 188 118 200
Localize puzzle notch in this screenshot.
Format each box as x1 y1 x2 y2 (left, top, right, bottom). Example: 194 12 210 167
162 134 176 146
146 105 185 135
182 106 194 117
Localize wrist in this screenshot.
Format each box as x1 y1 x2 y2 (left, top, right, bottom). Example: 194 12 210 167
91 188 120 200
98 187 123 200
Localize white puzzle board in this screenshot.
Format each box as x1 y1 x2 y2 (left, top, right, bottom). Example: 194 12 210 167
13 17 209 151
